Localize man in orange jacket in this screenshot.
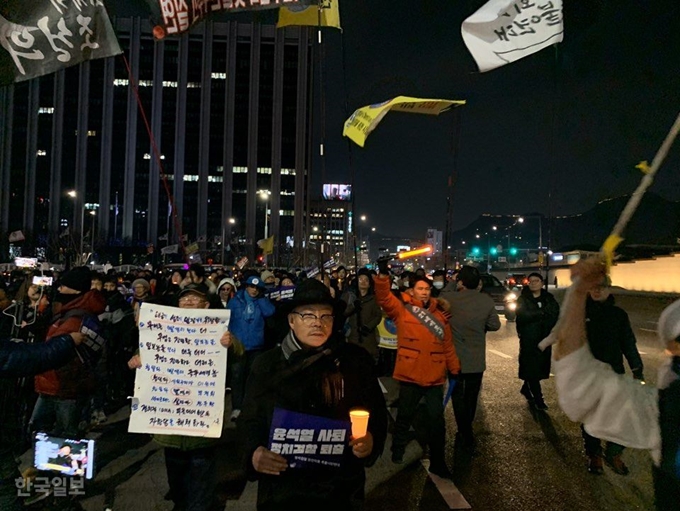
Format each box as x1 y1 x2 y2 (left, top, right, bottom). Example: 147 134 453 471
373 261 460 479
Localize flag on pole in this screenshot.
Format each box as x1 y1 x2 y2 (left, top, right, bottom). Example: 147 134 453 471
343 96 466 148
0 0 122 85
461 0 564 73
277 0 341 30
8 230 24 242
158 233 168 241
257 236 275 256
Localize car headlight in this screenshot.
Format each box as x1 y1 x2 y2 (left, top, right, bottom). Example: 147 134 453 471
506 292 517 301
507 302 517 311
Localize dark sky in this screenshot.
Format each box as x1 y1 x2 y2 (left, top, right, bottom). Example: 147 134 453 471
109 0 680 239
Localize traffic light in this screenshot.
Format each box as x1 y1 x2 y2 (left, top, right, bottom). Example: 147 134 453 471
510 247 518 255
472 247 480 255
490 247 498 255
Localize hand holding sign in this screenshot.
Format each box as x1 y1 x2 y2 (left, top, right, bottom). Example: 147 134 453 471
252 446 288 476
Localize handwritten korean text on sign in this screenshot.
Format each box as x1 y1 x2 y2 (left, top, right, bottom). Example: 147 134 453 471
128 303 230 438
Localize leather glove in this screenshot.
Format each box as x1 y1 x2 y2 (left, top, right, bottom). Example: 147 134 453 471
377 256 390 276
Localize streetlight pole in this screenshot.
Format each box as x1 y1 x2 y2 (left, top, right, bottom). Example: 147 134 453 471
259 190 271 266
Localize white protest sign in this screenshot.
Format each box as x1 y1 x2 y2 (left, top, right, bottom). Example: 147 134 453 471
461 0 564 73
128 303 230 438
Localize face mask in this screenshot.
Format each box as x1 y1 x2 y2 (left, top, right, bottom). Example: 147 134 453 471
102 290 119 300
433 281 444 290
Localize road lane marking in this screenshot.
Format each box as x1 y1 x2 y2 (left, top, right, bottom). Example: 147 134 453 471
489 349 512 359
639 351 647 355
421 459 471 509
639 328 657 333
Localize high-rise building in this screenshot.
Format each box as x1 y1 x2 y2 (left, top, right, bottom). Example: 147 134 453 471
0 18 314 264
308 199 351 266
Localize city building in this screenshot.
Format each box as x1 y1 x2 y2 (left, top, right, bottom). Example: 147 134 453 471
308 199 351 266
0 18 314 265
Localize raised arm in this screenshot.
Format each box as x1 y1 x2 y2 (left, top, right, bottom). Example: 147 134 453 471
372 275 404 320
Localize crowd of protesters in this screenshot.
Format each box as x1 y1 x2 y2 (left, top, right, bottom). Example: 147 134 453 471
1 257 669 510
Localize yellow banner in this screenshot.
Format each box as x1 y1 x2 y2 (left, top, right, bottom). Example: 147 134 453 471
277 0 341 30
342 96 466 147
258 236 275 255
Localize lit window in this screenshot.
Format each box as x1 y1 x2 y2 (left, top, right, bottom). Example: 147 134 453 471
87 130 96 137
38 107 54 114
183 175 199 182
36 149 47 156
211 72 226 80
208 176 223 183
113 78 129 86
162 81 178 88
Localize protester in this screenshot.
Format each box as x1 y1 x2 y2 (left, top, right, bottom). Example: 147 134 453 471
439 265 500 450
581 276 644 475
552 258 680 510
217 277 237 309
430 270 447 297
128 283 232 511
227 275 276 421
343 268 382 361
373 260 460 478
516 272 559 410
239 278 387 510
31 266 106 437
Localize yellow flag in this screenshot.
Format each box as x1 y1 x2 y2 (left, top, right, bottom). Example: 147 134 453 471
277 0 341 30
343 96 466 148
258 236 275 255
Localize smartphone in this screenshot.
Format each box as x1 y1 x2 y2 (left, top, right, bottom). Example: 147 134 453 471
33 432 96 479
32 276 53 287
14 257 38 269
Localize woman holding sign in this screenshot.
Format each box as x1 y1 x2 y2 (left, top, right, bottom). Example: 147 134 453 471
239 279 388 511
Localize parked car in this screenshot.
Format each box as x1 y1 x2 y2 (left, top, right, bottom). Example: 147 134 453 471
480 273 518 321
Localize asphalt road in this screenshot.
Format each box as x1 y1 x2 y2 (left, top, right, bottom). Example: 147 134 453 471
36 291 671 511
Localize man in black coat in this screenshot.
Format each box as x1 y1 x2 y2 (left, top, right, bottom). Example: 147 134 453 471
516 272 560 410
0 332 84 511
582 281 644 475
239 279 388 511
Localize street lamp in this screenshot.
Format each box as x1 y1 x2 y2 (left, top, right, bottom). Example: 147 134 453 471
89 210 96 245
259 190 271 265
67 190 86 265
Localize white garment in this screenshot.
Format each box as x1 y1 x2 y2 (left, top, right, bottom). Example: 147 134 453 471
553 345 661 464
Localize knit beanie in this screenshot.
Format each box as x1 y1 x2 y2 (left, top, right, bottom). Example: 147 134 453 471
59 266 92 294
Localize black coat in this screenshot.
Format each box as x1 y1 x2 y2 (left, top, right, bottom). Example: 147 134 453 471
585 295 643 377
240 336 388 511
516 288 559 380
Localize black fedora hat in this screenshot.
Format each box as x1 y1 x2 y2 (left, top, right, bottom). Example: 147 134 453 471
283 278 335 313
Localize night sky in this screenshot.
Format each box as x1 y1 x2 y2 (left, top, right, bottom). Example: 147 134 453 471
108 0 680 239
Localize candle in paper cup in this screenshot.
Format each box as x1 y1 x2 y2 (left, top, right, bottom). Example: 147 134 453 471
349 409 370 438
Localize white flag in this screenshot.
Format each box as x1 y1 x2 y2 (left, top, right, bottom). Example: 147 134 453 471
8 230 25 242
461 0 563 73
158 233 168 241
161 244 179 255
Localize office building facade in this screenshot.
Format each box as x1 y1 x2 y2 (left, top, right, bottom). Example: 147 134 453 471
0 18 313 264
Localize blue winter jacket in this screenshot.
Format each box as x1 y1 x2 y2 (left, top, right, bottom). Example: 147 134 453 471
227 289 276 351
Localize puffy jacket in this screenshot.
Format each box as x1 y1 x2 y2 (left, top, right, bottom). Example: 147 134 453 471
373 275 459 386
34 290 107 399
227 289 276 351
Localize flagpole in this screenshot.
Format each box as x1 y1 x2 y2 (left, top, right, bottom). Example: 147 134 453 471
113 191 118 241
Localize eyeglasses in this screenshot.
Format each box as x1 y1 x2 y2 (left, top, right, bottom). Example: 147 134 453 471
179 295 206 304
292 312 334 326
